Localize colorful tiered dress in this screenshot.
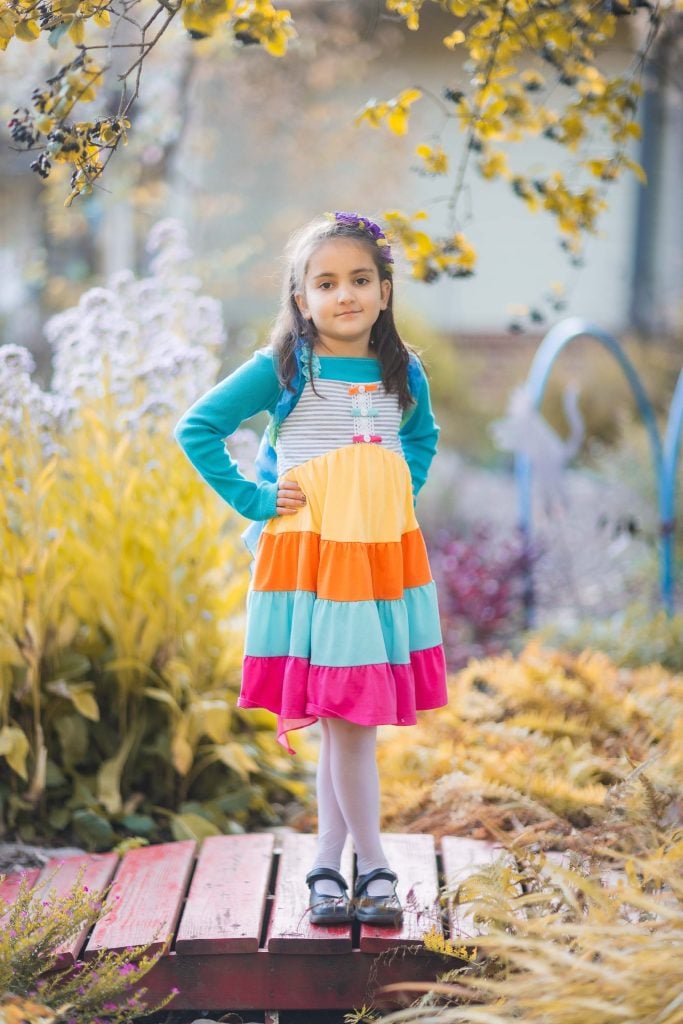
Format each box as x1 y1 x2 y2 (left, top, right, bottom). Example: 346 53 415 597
173 345 448 755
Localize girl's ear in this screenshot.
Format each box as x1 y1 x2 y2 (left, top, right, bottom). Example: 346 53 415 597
294 291 311 319
380 278 391 310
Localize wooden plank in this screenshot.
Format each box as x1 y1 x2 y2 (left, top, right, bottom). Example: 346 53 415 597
358 833 441 954
175 833 275 954
267 832 354 954
441 836 509 940
30 853 120 970
85 840 196 959
131 947 449 1010
0 868 40 907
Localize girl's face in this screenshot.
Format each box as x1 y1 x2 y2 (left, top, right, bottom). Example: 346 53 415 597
294 238 391 356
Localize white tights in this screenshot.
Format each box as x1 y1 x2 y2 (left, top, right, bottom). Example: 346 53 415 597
311 717 394 898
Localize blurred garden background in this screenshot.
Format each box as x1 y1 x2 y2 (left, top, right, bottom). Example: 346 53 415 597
1 1 682 1020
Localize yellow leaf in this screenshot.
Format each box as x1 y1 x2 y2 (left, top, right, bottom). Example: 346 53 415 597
182 8 217 37
416 143 448 174
70 685 100 721
584 158 619 181
398 88 422 106
443 29 465 48
68 17 84 43
387 107 408 135
47 676 102 720
623 157 647 185
194 699 231 743
214 741 258 780
171 731 193 776
14 18 40 40
479 150 509 179
93 9 110 26
0 634 25 667
0 11 17 39
143 688 181 712
0 726 30 780
262 30 287 56
35 114 54 134
170 812 220 842
97 727 138 814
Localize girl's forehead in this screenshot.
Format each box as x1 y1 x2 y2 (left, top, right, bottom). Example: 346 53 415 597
305 238 375 276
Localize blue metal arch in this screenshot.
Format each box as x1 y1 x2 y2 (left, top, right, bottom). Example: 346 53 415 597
662 368 683 608
515 317 680 622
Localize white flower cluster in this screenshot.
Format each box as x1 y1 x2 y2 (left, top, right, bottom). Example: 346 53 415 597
0 344 61 454
1 218 225 447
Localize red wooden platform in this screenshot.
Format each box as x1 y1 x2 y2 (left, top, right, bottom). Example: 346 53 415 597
0 832 509 1013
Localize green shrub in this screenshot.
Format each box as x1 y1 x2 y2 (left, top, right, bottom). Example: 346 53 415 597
0 222 310 847
533 604 683 671
0 864 176 1024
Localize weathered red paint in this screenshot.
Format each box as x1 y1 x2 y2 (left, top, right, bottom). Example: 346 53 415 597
358 832 442 954
137 947 446 1010
85 840 196 958
266 831 354 953
14 854 119 969
2 833 509 1010
0 866 40 906
175 832 275 954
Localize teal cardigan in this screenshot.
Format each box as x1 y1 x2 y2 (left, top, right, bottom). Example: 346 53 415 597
173 339 439 554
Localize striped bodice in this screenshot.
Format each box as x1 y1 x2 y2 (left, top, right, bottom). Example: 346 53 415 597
275 378 404 477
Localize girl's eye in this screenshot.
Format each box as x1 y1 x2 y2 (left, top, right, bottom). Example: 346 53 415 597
355 277 370 285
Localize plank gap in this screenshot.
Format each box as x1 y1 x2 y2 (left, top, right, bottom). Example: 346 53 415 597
259 894 275 950
169 851 200 954
268 844 280 895
175 834 273 955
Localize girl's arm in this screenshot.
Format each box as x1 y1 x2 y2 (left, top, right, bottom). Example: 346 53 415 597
174 348 281 521
399 359 440 498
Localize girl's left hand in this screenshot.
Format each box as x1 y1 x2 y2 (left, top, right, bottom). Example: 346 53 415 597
276 477 307 515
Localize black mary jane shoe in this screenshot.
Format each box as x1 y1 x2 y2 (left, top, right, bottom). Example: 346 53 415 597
353 867 403 927
305 867 354 925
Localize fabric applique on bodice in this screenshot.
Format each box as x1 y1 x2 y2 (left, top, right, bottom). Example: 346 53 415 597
275 378 404 477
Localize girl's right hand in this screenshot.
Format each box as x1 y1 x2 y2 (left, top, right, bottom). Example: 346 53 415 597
276 477 307 515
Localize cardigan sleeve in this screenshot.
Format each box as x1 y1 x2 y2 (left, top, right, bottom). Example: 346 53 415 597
173 348 282 521
399 358 440 498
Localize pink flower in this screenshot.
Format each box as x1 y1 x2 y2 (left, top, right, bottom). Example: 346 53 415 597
118 963 136 975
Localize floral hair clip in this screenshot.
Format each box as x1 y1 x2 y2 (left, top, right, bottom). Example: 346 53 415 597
325 210 394 273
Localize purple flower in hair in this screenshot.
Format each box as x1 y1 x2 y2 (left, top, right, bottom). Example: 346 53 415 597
378 244 394 266
330 211 394 267
333 211 381 240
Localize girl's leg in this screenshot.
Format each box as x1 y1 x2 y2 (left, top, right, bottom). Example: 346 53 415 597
325 717 395 898
310 717 349 896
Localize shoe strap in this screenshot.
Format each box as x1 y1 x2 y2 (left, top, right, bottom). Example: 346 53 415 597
354 867 398 893
305 867 349 891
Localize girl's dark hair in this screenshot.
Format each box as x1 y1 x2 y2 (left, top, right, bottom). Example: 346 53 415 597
269 215 415 410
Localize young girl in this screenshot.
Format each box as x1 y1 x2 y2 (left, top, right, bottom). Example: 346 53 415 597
174 212 448 928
